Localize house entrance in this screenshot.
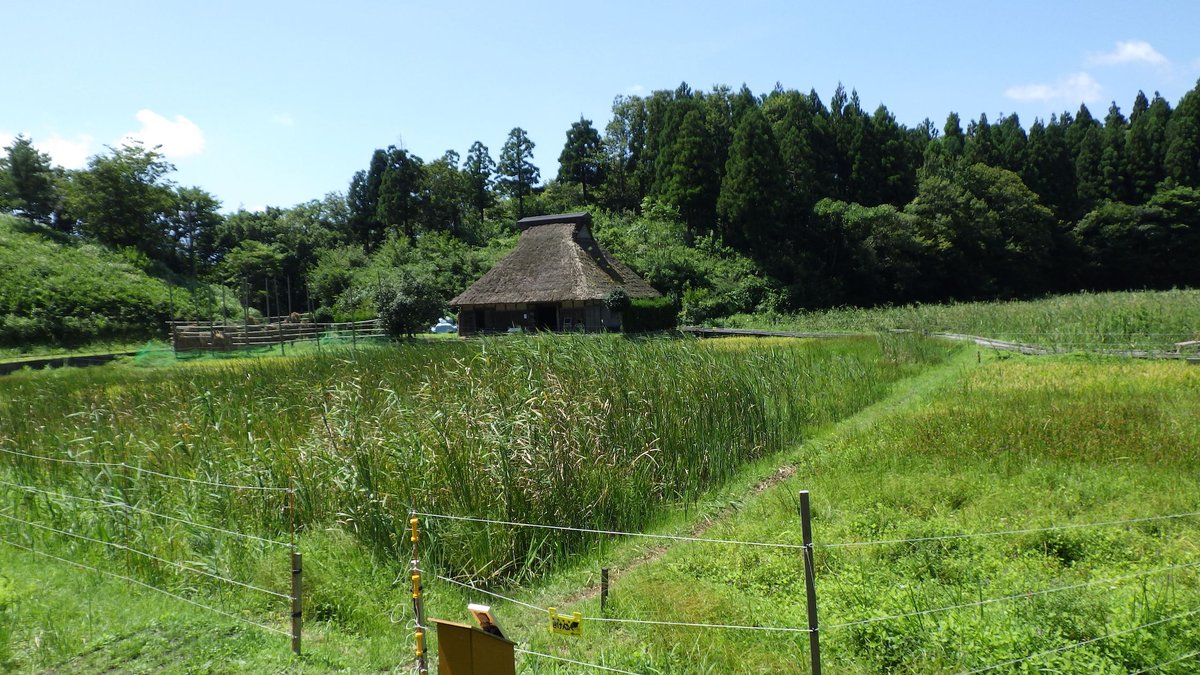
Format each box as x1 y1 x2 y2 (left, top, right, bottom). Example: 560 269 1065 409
533 304 558 330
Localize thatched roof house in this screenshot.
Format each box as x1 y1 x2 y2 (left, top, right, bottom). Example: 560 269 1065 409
450 212 660 335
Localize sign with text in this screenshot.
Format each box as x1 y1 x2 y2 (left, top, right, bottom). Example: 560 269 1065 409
547 607 583 637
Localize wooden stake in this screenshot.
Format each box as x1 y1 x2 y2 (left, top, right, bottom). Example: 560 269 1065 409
600 567 609 615
800 490 822 675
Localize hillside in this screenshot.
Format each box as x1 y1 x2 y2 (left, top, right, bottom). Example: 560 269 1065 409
0 215 223 350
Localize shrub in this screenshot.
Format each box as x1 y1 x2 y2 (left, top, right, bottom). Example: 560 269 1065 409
623 296 678 333
374 273 444 337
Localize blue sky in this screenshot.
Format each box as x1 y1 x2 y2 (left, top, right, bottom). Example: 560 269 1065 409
4 1 1199 212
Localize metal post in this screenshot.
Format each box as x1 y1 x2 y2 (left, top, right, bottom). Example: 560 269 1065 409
279 321 286 357
289 478 301 655
600 568 609 615
800 490 822 675
291 550 303 655
410 515 428 675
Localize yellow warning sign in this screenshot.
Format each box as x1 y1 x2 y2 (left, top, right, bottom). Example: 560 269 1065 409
547 607 583 637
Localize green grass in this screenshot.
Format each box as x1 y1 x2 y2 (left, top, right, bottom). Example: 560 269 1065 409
3 328 1198 672
716 289 1200 353
460 351 1200 673
0 333 951 672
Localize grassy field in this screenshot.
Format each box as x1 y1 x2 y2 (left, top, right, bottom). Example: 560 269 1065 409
716 289 1200 353
1 307 1198 672
424 350 1200 673
0 333 952 672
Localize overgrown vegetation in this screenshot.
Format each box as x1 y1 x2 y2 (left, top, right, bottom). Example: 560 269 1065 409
0 334 945 583
0 215 233 348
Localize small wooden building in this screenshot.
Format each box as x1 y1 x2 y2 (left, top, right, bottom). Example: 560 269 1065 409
450 212 660 335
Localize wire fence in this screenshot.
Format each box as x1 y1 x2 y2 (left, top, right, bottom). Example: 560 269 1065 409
417 503 1200 674
0 450 299 650
4 444 1195 671
0 446 289 492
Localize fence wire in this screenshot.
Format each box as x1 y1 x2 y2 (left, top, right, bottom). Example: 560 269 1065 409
434 572 814 634
0 446 290 492
1129 650 1200 674
826 560 1200 630
516 647 646 675
959 605 1200 674
0 510 289 600
0 535 289 636
415 509 1200 552
0 478 290 548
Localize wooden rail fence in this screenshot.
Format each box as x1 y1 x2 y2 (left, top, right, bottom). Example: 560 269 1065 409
168 318 385 352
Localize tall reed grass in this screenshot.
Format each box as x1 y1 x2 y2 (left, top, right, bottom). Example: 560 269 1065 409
0 334 952 582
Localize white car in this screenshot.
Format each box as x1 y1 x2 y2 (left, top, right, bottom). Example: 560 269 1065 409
430 318 458 334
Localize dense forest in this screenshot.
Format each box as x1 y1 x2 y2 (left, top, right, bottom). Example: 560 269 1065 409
2 79 1200 343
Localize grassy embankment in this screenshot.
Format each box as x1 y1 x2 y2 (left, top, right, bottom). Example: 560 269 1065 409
0 333 949 672
716 289 1200 353
0 214 251 360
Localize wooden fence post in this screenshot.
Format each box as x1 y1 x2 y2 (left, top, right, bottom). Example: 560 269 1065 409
601 567 609 615
800 490 822 675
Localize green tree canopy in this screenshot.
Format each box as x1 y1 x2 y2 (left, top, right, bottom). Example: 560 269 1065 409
717 106 782 248
67 142 176 260
497 127 539 217
461 141 496 224
0 135 60 225
557 117 606 202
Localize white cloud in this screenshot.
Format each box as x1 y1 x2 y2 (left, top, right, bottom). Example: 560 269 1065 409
37 133 94 169
0 130 93 169
1088 40 1168 67
119 109 205 158
1005 72 1103 104
270 113 294 127
624 84 645 95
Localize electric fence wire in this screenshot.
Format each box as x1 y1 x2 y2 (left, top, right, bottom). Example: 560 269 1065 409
433 574 546 613
434 573 814 634
0 478 290 548
0 534 290 636
0 446 291 492
958 605 1200 674
414 510 1200 552
515 647 647 675
825 560 1200 630
819 510 1200 549
1129 650 1200 674
415 511 806 550
0 510 289 600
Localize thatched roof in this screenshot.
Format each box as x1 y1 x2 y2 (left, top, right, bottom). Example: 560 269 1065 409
450 213 660 306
